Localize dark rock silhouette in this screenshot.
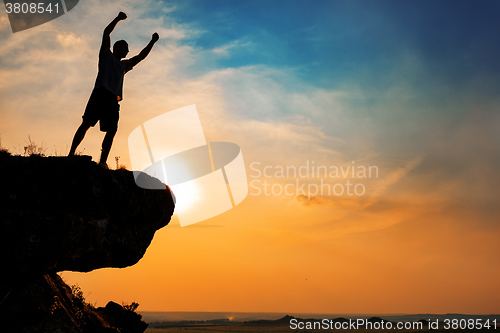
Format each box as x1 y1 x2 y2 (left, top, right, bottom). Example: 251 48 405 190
0 154 174 275
367 316 392 323
244 315 308 326
96 301 148 333
1 273 114 332
0 154 175 332
331 317 349 323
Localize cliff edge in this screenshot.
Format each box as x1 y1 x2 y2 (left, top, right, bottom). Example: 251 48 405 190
0 153 175 332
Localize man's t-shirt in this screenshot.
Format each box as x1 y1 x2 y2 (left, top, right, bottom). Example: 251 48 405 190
94 49 133 101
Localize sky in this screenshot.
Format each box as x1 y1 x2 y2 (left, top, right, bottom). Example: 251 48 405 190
1 0 500 314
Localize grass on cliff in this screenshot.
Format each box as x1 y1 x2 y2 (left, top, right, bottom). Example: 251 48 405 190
69 281 141 329
0 134 10 156
70 282 140 314
0 134 128 170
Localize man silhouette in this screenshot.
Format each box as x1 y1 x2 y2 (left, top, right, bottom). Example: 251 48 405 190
68 11 159 166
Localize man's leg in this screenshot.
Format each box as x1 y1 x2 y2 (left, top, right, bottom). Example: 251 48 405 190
99 129 116 166
68 122 92 156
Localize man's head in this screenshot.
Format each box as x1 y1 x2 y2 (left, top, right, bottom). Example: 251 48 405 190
113 40 129 59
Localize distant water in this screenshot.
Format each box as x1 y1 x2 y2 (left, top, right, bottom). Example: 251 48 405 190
139 311 500 323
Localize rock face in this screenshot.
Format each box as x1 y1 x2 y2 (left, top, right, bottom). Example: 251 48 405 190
0 154 175 275
0 153 175 332
1 273 148 332
2 273 112 332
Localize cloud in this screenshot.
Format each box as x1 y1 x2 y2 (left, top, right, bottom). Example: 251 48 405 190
56 32 84 46
365 156 423 207
295 194 326 206
1 0 499 240
0 0 200 153
0 16 9 30
211 39 252 56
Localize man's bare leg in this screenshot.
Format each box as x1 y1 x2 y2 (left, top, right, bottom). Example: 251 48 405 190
68 122 92 156
99 129 116 166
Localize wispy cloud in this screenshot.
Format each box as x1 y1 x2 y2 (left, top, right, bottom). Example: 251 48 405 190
365 156 423 207
211 39 252 56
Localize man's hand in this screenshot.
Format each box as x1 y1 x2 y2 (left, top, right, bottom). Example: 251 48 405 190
117 12 127 20
130 33 160 67
102 12 127 55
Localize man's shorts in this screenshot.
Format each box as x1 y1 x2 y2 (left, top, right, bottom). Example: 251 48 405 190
82 87 120 132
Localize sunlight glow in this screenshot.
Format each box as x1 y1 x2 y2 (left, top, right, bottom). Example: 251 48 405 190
171 180 201 214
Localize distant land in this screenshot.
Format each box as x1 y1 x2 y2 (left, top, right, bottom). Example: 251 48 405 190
141 312 500 333
139 311 500 323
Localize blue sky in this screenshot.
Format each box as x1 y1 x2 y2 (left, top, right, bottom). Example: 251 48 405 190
1 0 500 313
1 0 499 171
149 0 500 158
1 0 499 183
164 0 500 94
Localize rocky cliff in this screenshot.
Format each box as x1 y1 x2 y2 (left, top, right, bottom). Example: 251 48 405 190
0 153 175 332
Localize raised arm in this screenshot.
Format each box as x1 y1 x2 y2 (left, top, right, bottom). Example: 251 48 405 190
100 12 127 56
129 33 160 67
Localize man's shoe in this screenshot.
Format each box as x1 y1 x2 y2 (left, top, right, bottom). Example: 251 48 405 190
98 161 109 169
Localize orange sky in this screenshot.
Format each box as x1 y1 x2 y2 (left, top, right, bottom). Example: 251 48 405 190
2 0 500 314
62 188 500 313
